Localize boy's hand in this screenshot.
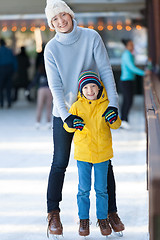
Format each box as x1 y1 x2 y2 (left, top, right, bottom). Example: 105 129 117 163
73 118 85 131
64 115 85 130
102 107 118 124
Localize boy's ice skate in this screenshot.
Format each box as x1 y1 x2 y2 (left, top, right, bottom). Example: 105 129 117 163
108 212 125 237
50 236 63 240
97 219 112 237
47 210 63 239
79 219 90 237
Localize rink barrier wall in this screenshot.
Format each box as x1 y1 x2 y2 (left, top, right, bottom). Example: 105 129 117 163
144 74 160 240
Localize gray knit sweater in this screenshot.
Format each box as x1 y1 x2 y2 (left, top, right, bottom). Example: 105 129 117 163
44 19 118 121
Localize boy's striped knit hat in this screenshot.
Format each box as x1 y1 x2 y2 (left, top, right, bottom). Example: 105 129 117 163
78 71 101 94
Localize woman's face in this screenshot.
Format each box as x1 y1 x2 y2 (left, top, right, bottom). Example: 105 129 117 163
126 41 134 52
51 12 73 33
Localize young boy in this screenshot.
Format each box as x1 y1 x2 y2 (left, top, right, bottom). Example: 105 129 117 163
64 70 122 237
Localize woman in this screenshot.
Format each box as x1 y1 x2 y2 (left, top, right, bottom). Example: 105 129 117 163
27 57 52 129
120 39 149 129
44 0 124 236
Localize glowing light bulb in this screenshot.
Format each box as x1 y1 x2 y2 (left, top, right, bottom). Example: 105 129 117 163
2 26 7 32
12 26 17 32
98 25 104 31
117 24 123 30
136 25 142 30
49 28 55 31
88 25 94 29
21 27 26 32
40 25 46 31
107 25 113 31
126 26 132 31
30 26 36 32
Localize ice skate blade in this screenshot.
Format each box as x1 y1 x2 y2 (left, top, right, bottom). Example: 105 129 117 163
79 236 90 239
50 234 63 240
114 231 123 237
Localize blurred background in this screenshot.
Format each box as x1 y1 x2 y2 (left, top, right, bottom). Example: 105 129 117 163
0 1 160 240
0 0 151 96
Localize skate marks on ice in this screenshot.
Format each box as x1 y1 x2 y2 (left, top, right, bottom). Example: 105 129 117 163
50 232 124 240
49 230 149 240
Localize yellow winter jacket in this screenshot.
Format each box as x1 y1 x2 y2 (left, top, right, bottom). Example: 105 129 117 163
63 86 121 164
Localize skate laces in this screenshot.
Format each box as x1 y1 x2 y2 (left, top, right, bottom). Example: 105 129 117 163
80 219 90 229
48 212 61 227
47 211 62 238
109 212 121 224
97 219 109 229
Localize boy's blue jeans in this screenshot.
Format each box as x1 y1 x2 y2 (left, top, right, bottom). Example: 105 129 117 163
47 117 117 213
77 160 109 220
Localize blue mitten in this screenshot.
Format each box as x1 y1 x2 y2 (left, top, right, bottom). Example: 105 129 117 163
102 107 118 124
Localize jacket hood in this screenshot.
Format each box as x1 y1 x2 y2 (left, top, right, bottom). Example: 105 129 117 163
63 80 121 164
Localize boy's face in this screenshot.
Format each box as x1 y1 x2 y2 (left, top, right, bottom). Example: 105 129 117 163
82 83 99 100
51 12 73 33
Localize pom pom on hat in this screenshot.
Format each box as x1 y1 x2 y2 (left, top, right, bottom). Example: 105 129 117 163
45 0 75 29
78 71 102 94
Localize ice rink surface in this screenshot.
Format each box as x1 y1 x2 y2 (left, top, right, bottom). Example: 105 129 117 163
0 94 149 240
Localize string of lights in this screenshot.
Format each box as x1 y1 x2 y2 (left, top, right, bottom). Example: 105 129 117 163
0 23 142 32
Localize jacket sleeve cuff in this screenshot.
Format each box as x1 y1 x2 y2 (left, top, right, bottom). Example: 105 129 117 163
109 116 122 129
63 122 76 133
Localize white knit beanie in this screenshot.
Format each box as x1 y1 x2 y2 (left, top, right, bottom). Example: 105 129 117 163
45 0 75 29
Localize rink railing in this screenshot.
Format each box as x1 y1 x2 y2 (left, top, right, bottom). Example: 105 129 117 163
144 74 160 240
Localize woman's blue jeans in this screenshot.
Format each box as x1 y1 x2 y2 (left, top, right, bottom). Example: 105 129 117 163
47 117 117 213
47 116 74 212
77 160 109 219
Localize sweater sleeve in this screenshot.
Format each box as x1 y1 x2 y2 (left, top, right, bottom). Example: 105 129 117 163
124 52 145 76
44 46 70 121
63 103 77 133
93 33 119 109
